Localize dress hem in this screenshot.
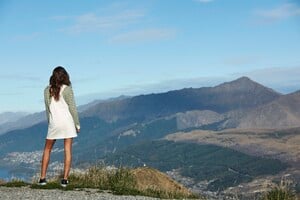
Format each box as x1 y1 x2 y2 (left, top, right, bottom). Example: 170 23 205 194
46 135 77 140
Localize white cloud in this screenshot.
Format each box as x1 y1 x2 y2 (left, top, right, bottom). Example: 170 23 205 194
255 3 300 23
53 4 177 43
61 10 145 34
194 0 214 3
109 28 177 44
0 74 41 82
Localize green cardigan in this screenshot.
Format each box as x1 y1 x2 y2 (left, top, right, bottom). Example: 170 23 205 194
44 85 80 129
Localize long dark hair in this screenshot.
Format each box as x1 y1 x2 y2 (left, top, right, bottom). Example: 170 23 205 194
49 66 71 101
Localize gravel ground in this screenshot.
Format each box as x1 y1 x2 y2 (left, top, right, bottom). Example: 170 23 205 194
0 187 160 200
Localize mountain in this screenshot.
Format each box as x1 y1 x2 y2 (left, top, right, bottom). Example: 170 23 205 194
82 77 280 124
0 112 46 135
238 91 300 129
0 112 29 126
77 95 130 112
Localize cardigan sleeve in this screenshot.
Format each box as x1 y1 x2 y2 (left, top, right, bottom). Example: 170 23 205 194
44 86 51 123
62 86 80 129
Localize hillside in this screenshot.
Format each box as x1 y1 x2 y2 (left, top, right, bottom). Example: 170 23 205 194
165 128 300 164
104 140 288 193
238 91 300 129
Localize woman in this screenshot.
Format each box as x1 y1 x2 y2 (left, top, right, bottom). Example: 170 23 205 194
39 66 80 187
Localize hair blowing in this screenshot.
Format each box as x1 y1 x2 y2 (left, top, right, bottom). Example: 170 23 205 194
49 66 71 101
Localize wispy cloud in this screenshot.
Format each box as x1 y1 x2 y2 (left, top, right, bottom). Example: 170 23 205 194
255 3 300 23
109 28 177 44
60 10 145 34
0 92 24 96
194 0 214 3
11 32 40 42
52 4 177 43
0 74 42 82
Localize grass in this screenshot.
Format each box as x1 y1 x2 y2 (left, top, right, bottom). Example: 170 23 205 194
261 188 296 200
28 165 201 199
261 178 297 200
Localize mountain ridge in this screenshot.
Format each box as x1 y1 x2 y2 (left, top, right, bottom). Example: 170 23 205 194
82 76 281 124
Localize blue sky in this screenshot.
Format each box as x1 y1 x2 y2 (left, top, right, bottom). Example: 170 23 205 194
0 0 300 113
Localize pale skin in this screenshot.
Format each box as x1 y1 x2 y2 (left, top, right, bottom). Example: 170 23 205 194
40 128 80 180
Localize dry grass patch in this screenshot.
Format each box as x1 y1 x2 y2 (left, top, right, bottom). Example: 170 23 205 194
132 167 193 198
0 179 6 186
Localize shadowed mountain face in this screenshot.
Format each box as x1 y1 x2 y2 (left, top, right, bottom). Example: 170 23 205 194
82 77 281 124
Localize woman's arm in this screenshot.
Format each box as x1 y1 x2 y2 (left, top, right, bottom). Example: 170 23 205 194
63 86 80 130
44 86 50 123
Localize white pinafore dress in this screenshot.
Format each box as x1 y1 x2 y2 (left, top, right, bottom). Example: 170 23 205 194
47 85 77 140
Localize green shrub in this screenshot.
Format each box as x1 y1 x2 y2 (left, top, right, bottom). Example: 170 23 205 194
31 182 62 190
4 179 29 187
68 166 110 189
108 167 136 193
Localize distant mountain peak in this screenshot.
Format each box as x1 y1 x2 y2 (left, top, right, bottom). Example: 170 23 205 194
220 76 257 86
214 76 280 95
236 76 255 83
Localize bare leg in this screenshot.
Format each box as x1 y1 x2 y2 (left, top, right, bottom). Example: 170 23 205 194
40 139 56 179
63 138 73 179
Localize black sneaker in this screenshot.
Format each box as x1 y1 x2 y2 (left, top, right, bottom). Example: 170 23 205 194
60 179 68 187
38 178 47 186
